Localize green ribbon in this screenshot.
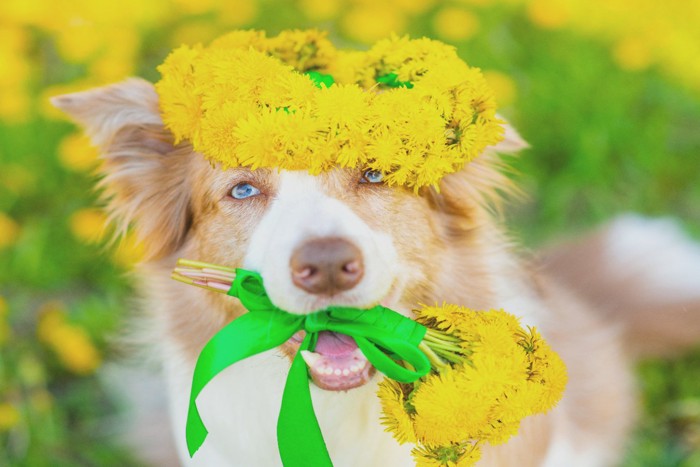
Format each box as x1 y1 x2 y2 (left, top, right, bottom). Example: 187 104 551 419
185 269 430 466
305 70 336 89
376 72 414 89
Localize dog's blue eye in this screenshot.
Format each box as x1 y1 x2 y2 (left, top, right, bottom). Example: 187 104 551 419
231 183 261 199
361 170 384 184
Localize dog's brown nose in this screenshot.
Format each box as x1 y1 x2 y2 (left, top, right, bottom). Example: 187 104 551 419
290 238 364 295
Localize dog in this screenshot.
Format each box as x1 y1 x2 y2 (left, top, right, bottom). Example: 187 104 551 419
53 77 700 466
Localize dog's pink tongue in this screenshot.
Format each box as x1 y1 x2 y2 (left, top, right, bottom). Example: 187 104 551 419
314 331 358 356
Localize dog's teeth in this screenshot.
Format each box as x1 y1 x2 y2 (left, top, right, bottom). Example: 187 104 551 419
300 350 321 368
352 349 366 360
342 369 350 376
324 367 334 375
350 365 360 373
333 368 342 376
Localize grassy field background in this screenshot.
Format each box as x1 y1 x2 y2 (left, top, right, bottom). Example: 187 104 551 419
1 0 699 465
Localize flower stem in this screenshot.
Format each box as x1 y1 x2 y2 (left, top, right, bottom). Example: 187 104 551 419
425 328 461 343
171 272 230 294
419 341 449 370
176 258 237 273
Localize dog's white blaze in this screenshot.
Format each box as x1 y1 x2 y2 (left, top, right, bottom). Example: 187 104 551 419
244 171 399 314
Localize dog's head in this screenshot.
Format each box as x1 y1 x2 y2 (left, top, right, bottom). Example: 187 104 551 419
53 78 526 390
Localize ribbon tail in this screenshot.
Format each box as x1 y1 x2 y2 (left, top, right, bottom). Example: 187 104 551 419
186 398 209 457
277 336 333 467
185 311 303 457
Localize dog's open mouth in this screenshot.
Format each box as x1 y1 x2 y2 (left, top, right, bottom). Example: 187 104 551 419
285 331 375 391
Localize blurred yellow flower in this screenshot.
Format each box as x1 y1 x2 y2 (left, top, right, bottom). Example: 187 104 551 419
613 36 653 71
482 70 517 107
172 0 218 15
0 212 20 249
299 0 342 21
432 7 480 42
112 232 145 268
0 90 30 122
218 0 259 26
69 208 107 244
170 22 222 48
526 0 570 29
341 5 406 44
55 21 104 63
58 133 99 171
0 403 21 432
38 305 101 375
391 0 436 15
455 0 496 6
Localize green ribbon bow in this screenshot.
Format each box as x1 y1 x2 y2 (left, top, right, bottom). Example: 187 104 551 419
186 269 430 466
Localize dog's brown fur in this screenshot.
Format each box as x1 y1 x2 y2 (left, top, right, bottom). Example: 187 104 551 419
54 78 700 466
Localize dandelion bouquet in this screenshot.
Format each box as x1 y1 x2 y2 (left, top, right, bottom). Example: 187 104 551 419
380 305 567 466
172 260 567 467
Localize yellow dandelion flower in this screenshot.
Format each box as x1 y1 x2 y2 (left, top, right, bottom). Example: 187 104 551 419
0 403 20 432
37 303 101 375
58 133 98 171
267 29 337 72
527 0 570 30
299 0 342 21
380 303 566 458
412 442 482 467
217 0 258 27
341 6 407 44
155 44 204 143
54 22 103 63
482 70 517 107
613 36 653 71
69 208 107 244
198 102 246 168
0 212 20 249
49 324 102 375
432 7 480 43
112 232 145 268
233 109 289 170
528 341 568 413
209 29 267 51
377 378 417 444
314 84 370 130
412 367 494 444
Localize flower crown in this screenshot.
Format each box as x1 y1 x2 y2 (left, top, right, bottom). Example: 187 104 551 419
156 30 504 190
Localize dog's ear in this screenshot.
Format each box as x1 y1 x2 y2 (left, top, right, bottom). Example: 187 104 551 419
52 78 192 261
430 120 527 228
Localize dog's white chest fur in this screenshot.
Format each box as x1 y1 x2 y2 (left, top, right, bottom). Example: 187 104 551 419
166 349 413 467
